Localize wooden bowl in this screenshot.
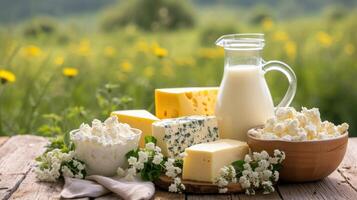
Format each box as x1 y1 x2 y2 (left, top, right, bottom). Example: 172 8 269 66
247 131 348 182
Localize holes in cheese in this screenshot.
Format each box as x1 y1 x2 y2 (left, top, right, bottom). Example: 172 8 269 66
182 139 249 183
111 110 159 148
155 87 219 119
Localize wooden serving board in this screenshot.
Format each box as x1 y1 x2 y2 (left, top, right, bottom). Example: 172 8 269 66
154 175 243 194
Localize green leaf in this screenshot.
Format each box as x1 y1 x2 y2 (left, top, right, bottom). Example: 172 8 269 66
174 159 183 169
144 136 157 145
125 148 139 159
63 131 71 148
231 160 245 173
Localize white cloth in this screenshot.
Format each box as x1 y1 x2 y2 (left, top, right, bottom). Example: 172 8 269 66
61 176 155 200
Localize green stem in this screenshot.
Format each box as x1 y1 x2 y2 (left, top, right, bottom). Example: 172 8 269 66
25 72 56 133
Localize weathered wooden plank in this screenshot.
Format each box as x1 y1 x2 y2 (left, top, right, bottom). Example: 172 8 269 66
187 194 231 200
0 136 9 147
338 138 357 192
278 170 357 200
154 189 185 200
0 135 48 199
232 192 282 200
9 171 62 200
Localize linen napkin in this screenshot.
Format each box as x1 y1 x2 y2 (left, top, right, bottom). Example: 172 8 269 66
61 175 155 200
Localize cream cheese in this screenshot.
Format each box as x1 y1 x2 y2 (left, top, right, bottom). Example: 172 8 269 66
71 116 141 176
249 107 349 141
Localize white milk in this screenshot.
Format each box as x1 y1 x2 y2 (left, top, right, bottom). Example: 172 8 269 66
215 65 275 141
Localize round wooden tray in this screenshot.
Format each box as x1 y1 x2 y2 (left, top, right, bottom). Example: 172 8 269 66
154 175 243 194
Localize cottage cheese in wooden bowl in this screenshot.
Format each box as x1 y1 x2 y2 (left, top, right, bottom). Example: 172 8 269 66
70 116 141 176
247 107 349 182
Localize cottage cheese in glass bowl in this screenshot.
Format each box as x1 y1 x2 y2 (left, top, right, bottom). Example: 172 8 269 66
70 116 141 176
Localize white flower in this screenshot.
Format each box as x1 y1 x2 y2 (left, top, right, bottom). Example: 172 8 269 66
117 167 126 177
260 151 269 160
152 154 163 165
262 170 272 180
219 188 228 193
145 142 155 151
128 156 137 165
243 163 251 170
138 151 149 163
154 146 162 153
252 152 261 161
217 177 229 187
168 183 178 192
239 176 251 189
244 154 252 163
273 171 279 182
134 161 145 170
125 167 137 181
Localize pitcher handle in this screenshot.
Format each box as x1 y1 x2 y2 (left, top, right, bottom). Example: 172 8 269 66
262 60 297 107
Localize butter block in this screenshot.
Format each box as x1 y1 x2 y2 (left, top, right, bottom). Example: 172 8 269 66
155 87 218 119
152 116 219 158
182 139 249 183
111 110 159 147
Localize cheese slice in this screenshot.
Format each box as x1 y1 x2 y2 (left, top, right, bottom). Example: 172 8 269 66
152 116 219 158
155 87 218 119
111 110 159 147
182 139 249 183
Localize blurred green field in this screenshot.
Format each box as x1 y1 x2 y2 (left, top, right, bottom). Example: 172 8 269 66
0 1 356 137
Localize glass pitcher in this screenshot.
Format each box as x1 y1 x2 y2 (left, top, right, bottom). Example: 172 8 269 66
215 33 297 141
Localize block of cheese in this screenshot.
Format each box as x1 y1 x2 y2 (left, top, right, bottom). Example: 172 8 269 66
152 116 219 158
111 110 159 147
155 87 219 119
182 139 249 183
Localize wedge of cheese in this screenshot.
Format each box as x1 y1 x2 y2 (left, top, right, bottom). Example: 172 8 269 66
111 110 159 147
155 87 219 119
182 139 249 183
152 116 219 158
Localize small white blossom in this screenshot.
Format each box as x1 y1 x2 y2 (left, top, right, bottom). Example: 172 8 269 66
244 154 252 163
138 151 149 163
219 188 228 193
145 142 155 151
152 154 163 165
168 183 178 192
128 156 137 165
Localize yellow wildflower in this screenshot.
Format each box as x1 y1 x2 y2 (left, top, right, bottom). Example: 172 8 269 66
54 56 64 66
154 47 168 58
0 69 16 84
284 41 297 60
262 18 273 31
104 46 116 57
344 44 355 55
273 31 289 41
62 68 78 78
316 32 333 47
121 61 133 72
22 45 43 57
77 39 91 56
143 66 154 78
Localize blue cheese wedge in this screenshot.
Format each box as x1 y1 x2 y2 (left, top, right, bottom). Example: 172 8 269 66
152 115 219 158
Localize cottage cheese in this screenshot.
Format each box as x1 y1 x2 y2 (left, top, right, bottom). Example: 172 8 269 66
71 116 141 176
249 107 349 141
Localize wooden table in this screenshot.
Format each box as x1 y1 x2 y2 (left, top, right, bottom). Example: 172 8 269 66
0 135 356 200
